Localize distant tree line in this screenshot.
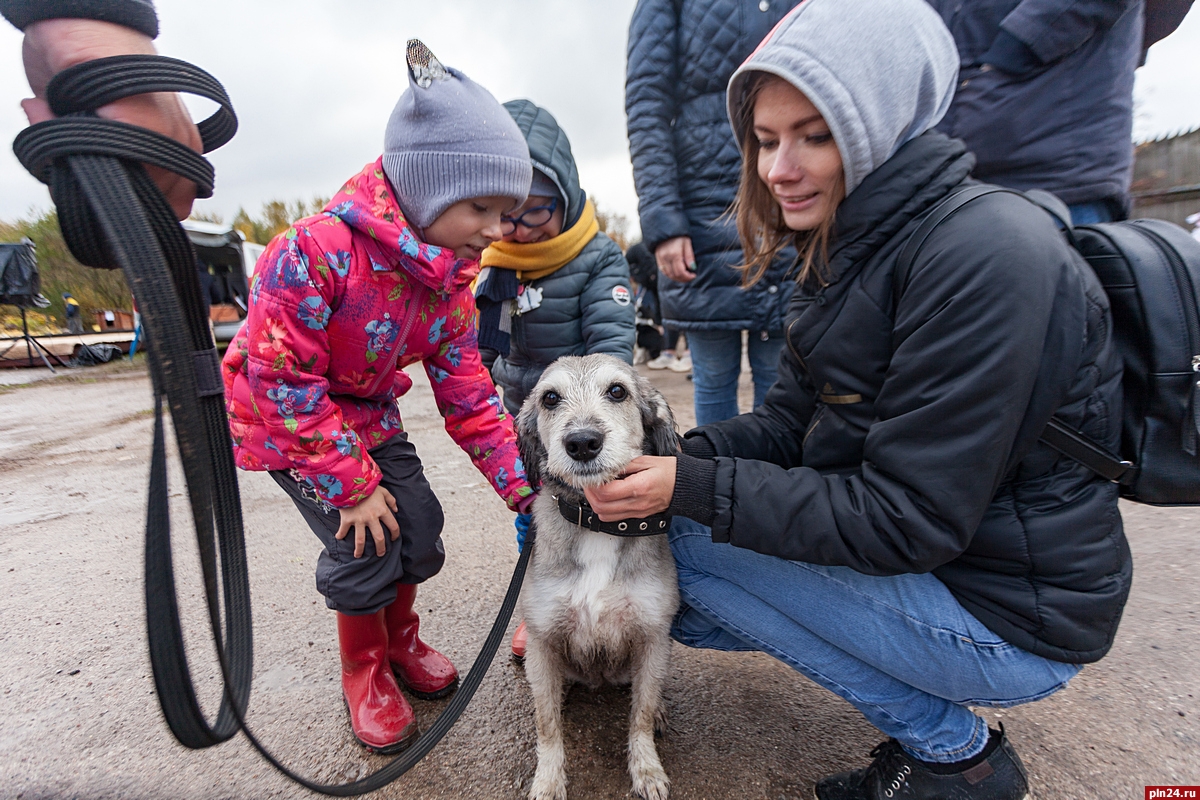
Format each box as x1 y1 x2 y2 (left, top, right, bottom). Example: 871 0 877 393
2 197 633 333
230 197 329 245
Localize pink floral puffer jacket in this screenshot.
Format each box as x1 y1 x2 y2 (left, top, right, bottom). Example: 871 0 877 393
223 159 533 510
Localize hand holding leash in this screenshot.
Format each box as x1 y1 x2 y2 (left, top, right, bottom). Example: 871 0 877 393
515 512 532 551
19 19 203 219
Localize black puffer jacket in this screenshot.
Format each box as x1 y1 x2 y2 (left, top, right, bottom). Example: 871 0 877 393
673 132 1132 664
625 0 797 332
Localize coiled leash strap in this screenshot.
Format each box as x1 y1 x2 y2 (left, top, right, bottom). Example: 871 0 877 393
13 54 532 796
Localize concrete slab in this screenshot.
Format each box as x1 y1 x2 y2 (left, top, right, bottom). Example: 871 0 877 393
0 363 1194 799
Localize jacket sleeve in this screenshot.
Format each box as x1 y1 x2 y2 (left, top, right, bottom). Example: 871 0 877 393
1 0 158 36
626 0 691 250
993 0 1132 68
424 307 535 513
579 237 636 363
244 229 380 508
1144 0 1192 49
710 205 1080 575
684 337 816 470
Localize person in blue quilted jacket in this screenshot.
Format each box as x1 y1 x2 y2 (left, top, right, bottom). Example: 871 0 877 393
626 0 800 426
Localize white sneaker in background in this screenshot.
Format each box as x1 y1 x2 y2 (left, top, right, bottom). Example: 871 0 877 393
646 353 676 370
633 346 650 366
668 353 692 373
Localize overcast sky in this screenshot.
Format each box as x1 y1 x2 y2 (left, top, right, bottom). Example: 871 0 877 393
0 0 1197 239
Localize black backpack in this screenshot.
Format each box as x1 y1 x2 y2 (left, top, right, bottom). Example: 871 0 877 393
897 184 1200 506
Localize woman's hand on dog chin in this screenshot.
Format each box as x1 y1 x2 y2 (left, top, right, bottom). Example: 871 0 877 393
584 456 676 521
336 486 400 558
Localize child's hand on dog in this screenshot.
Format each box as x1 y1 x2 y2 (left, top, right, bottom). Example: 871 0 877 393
336 486 400 558
585 455 676 521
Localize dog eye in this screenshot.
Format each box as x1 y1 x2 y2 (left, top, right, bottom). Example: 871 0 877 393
541 391 561 409
606 384 627 402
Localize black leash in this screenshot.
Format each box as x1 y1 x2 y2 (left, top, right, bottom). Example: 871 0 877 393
13 53 530 795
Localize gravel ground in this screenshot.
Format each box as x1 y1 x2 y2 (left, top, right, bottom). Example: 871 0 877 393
0 361 1195 800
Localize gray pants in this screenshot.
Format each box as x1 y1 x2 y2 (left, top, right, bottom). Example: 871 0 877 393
270 433 445 614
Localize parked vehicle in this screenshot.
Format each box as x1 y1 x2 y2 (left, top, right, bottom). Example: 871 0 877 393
182 220 264 345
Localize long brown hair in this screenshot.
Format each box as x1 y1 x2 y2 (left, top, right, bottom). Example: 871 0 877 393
729 73 844 288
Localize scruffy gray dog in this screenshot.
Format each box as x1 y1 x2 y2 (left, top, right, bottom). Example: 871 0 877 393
515 354 680 800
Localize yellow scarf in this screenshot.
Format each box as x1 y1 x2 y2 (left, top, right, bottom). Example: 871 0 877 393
481 198 599 282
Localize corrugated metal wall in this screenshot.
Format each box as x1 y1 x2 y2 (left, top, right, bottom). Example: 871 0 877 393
1131 128 1200 227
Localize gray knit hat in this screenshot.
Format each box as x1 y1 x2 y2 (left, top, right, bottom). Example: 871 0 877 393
383 41 533 229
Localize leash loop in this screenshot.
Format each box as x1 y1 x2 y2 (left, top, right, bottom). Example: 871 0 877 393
12 52 528 796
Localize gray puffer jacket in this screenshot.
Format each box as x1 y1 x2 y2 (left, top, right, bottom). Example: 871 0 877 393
484 100 635 415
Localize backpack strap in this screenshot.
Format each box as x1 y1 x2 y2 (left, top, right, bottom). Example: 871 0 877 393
1023 188 1073 231
893 184 1012 311
1040 417 1134 483
894 183 1136 485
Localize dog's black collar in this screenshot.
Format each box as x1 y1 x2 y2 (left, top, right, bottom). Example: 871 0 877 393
555 495 671 536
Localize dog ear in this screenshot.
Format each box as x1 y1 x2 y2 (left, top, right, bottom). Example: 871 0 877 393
638 378 680 457
515 396 545 489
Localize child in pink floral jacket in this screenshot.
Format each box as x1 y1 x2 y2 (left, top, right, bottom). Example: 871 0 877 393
222 41 533 754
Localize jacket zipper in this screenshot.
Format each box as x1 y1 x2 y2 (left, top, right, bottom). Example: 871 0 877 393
803 405 826 448
371 284 427 395
398 285 427 355
785 315 806 369
1139 224 1200 454
787 310 823 448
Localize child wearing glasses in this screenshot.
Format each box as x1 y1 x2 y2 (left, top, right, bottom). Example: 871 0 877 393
473 99 636 660
221 41 534 755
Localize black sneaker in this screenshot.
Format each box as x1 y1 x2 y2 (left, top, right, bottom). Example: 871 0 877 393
814 728 1031 799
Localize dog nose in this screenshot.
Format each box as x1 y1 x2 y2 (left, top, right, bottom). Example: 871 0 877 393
563 430 605 462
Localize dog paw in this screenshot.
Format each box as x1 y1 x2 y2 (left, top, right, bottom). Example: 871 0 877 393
631 766 670 800
653 704 668 737
528 770 567 800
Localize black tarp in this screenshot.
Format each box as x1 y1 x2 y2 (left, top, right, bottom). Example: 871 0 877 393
0 242 49 309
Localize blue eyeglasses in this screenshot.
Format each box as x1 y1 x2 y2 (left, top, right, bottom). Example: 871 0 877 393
501 197 558 236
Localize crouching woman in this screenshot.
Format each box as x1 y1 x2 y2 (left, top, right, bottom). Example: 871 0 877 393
584 0 1131 797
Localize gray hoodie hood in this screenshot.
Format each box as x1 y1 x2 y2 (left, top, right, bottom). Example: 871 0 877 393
727 0 959 196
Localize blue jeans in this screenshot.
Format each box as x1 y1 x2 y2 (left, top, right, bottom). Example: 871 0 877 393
1067 200 1116 225
686 329 784 425
668 518 1081 762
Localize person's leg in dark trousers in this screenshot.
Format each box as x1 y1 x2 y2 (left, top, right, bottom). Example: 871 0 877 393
270 433 456 752
663 326 682 353
370 438 459 700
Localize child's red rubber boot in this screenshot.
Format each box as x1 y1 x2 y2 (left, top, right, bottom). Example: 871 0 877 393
385 583 460 699
511 619 528 664
337 609 418 754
